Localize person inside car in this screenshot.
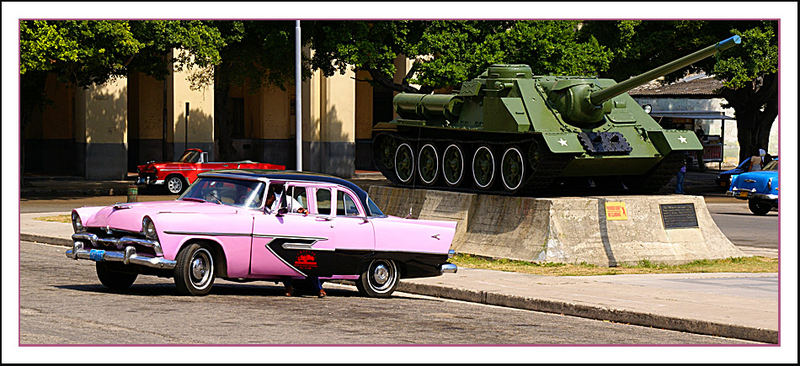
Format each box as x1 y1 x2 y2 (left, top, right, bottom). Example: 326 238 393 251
266 183 306 214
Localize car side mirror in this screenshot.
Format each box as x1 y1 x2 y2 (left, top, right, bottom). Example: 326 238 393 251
276 207 289 217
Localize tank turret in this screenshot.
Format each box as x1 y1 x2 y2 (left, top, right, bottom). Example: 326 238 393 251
372 36 741 194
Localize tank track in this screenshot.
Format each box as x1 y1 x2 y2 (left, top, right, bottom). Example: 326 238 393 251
624 152 685 194
372 131 573 196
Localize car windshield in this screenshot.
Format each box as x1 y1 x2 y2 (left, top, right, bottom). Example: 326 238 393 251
179 150 200 163
763 160 779 171
179 177 265 209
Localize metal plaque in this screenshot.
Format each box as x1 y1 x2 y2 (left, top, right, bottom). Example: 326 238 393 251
660 203 698 229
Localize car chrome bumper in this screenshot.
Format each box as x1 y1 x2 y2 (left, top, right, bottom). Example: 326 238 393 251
136 176 164 185
66 233 175 270
440 263 458 274
727 190 778 201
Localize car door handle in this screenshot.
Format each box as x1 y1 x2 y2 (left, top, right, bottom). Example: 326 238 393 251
316 217 333 221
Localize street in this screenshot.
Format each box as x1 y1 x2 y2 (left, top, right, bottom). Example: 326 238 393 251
20 240 751 345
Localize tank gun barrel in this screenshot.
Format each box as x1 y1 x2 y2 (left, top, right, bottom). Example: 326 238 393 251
589 35 741 105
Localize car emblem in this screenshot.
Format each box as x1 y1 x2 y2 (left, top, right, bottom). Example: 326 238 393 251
106 225 113 235
744 179 757 183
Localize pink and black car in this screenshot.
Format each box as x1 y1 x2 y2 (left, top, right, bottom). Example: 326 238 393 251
136 148 285 194
67 170 457 297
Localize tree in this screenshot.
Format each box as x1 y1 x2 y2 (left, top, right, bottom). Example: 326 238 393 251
582 20 779 163
206 21 311 160
19 20 227 174
306 20 613 93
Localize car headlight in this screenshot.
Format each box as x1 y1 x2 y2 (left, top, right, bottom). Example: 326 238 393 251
71 212 84 233
142 216 158 240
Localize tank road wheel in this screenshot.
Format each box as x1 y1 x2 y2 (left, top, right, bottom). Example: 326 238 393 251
394 143 415 184
501 146 525 193
174 243 216 296
96 262 138 292
373 134 397 170
355 259 399 298
165 174 186 194
442 144 465 187
417 144 439 185
472 145 496 189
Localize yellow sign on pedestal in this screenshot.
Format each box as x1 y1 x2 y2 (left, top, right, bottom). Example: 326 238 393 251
605 202 628 221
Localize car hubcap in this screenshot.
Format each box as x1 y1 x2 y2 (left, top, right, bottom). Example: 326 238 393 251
472 146 495 188
189 249 213 289
418 144 438 184
394 143 414 183
443 144 464 186
501 147 524 191
168 177 182 193
368 259 396 293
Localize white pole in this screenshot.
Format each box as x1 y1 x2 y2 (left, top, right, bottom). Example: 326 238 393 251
295 20 303 171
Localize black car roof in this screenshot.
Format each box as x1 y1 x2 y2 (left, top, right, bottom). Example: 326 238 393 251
198 169 375 213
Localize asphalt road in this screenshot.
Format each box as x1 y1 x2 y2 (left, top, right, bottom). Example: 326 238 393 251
19 241 751 345
706 202 779 249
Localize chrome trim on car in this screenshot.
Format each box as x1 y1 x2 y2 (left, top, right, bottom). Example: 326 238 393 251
164 230 252 237
280 242 335 251
254 233 329 241
751 193 779 201
448 249 455 259
72 232 165 257
440 263 458 274
65 242 176 270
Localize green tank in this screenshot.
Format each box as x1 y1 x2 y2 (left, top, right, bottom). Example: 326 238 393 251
372 36 741 194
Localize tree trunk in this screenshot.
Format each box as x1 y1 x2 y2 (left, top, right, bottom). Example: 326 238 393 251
718 73 778 164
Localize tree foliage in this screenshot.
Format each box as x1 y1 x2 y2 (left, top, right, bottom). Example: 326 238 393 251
307 20 613 93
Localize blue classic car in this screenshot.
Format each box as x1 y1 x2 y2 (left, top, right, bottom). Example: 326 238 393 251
727 159 779 215
715 157 752 189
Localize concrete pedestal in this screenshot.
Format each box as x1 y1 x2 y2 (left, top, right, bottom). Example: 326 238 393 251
368 186 743 266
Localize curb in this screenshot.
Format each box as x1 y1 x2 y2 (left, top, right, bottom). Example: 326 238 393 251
396 282 777 344
23 233 777 344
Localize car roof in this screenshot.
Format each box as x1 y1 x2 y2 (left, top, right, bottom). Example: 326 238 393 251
198 169 373 211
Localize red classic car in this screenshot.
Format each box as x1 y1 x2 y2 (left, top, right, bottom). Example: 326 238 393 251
137 149 285 194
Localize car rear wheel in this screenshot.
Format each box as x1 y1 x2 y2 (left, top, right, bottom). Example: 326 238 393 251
355 259 399 298
95 262 137 292
748 199 772 216
166 175 186 194
174 243 216 296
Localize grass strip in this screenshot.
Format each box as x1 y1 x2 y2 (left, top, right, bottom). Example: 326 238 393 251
450 253 778 276
34 214 71 223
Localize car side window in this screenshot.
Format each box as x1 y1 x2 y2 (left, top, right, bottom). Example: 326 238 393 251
315 188 332 215
287 185 308 213
336 190 361 217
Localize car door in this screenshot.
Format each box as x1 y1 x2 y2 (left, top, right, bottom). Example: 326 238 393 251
249 182 336 277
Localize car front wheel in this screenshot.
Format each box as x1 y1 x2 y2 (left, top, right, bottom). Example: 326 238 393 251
96 262 138 292
165 175 186 194
355 259 399 298
748 199 772 216
174 243 216 296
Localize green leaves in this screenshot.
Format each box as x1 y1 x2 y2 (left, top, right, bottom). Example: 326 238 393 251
20 20 225 87
714 23 778 89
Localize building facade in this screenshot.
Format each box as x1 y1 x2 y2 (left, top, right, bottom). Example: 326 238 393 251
23 50 411 180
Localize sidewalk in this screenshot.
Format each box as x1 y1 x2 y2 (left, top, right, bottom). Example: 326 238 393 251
19 212 778 344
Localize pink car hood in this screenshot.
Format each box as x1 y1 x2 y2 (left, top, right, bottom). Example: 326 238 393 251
79 200 241 233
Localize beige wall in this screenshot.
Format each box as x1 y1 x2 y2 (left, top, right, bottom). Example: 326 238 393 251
171 49 214 146
76 77 127 144
355 70 374 140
